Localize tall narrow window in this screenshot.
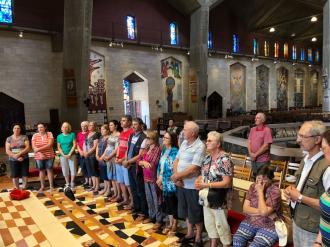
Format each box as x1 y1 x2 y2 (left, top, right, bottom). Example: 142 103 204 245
300 48 305 61
274 42 279 58
126 15 136 40
284 42 288 59
307 48 313 62
253 38 259 55
0 0 13 24
292 45 297 60
208 31 213 49
315 49 320 63
233 34 239 53
264 41 269 56
170 22 178 45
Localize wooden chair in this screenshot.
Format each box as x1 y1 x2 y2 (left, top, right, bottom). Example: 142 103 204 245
234 166 252 181
230 153 247 167
270 160 287 172
273 171 283 188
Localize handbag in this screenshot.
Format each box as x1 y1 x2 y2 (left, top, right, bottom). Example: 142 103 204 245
207 187 228 209
64 185 75 201
10 189 30 200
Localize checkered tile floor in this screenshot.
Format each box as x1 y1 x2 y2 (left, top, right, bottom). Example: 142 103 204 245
36 186 183 246
0 196 50 246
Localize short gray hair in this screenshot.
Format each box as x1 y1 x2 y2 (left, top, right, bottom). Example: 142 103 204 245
303 120 326 136
185 121 199 136
257 112 266 123
207 131 223 146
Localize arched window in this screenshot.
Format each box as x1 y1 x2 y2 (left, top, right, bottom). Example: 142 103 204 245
126 15 136 40
274 42 279 58
315 49 320 63
253 38 259 55
233 34 239 53
292 45 297 60
170 22 178 45
300 48 305 61
208 31 213 49
283 42 288 59
307 48 313 62
264 41 269 56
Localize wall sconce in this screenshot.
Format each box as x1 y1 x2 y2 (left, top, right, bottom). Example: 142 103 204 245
18 30 24 38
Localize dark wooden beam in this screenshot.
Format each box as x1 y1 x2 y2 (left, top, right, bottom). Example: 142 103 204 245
254 0 286 28
293 32 322 41
292 0 324 10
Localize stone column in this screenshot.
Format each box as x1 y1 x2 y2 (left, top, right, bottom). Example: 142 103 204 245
189 0 209 119
62 0 93 129
323 0 330 111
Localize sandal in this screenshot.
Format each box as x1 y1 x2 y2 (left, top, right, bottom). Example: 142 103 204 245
162 227 170 234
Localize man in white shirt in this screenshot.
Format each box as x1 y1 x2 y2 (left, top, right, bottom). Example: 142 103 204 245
284 121 330 247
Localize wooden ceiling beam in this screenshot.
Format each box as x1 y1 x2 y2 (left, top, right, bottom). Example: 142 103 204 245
292 0 324 10
253 0 286 28
293 32 322 41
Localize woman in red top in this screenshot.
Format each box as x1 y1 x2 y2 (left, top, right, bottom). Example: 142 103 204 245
32 123 55 193
77 121 90 187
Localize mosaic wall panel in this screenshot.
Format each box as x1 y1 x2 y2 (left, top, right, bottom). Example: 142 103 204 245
230 62 246 112
294 69 304 108
256 65 269 111
310 70 319 106
277 67 288 110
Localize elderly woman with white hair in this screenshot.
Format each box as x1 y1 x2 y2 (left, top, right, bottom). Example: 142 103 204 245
195 131 233 247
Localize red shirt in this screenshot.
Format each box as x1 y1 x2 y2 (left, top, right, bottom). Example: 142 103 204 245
77 131 88 150
248 125 273 162
32 132 55 160
118 128 134 159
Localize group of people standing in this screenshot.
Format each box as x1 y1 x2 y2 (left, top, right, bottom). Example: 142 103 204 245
6 113 330 246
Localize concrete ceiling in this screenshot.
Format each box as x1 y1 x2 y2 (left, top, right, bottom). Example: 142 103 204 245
167 0 325 44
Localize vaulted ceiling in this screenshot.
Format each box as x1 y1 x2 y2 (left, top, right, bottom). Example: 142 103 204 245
167 0 324 44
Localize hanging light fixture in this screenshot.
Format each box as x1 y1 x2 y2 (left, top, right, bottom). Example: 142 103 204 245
269 27 275 33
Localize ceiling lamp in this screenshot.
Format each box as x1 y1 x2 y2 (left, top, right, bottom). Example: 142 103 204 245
311 37 317 42
18 30 24 38
291 33 296 37
311 16 318 22
269 27 275 33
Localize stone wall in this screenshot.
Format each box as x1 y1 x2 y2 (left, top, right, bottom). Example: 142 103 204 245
0 31 62 126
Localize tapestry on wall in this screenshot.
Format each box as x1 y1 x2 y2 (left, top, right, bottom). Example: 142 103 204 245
161 56 183 113
277 67 288 110
310 70 319 106
256 65 269 111
294 69 304 108
88 50 107 124
230 62 246 113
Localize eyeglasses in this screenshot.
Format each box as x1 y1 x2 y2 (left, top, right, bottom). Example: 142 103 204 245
297 134 319 139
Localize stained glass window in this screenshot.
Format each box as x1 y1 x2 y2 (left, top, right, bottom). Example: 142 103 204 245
170 22 178 45
253 38 259 55
264 41 269 57
315 49 320 63
284 42 288 59
307 48 313 62
208 31 213 49
126 15 136 40
233 34 239 53
0 0 13 24
123 80 131 114
274 42 279 58
300 48 305 61
292 45 297 60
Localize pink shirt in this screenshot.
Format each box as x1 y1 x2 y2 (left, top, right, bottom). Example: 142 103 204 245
77 131 88 150
142 146 161 182
248 125 273 162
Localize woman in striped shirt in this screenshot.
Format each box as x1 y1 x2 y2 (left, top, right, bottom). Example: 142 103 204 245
32 123 55 193
315 129 330 247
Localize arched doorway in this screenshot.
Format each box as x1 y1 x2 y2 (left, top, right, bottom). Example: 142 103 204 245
207 91 222 118
0 93 25 146
123 71 150 127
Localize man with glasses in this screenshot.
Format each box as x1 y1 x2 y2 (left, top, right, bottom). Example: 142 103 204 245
284 120 330 247
248 112 273 177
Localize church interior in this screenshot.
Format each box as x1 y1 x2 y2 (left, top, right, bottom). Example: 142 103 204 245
0 0 328 246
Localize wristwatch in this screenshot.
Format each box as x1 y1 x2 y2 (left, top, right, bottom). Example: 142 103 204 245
297 194 303 204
